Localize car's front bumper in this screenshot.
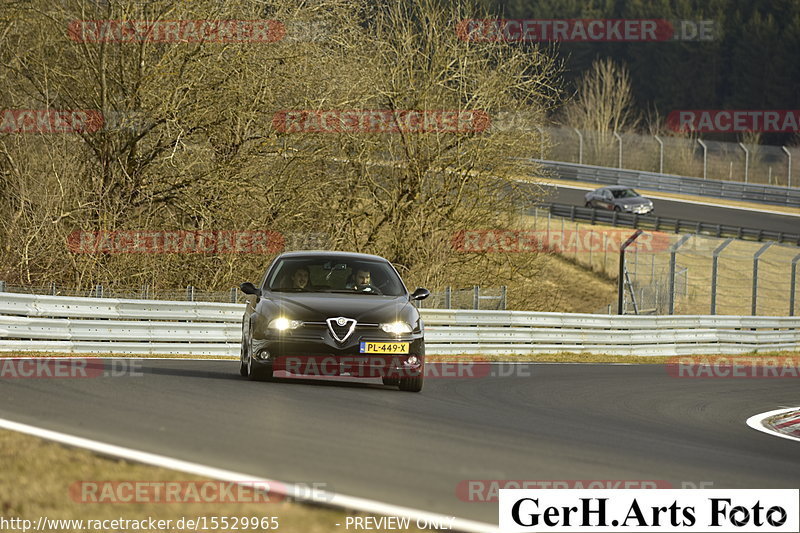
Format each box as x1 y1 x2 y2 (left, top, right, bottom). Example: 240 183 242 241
250 326 424 378
622 204 654 214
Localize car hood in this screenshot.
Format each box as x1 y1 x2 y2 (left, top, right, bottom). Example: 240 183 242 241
616 197 651 205
256 292 415 323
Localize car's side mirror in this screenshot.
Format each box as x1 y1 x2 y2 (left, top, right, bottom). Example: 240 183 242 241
411 288 430 301
240 282 261 297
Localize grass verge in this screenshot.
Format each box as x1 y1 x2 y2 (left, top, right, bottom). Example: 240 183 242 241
0 429 436 533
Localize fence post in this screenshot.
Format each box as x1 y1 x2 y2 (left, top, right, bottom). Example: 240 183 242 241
574 128 583 164
472 286 479 310
783 146 792 187
668 234 692 314
739 142 749 183
614 131 623 168
536 125 546 158
710 238 733 315
618 230 643 314
791 254 800 316
444 286 451 309
654 135 664 174
500 285 507 310
751 242 772 315
187 285 195 302
697 139 708 180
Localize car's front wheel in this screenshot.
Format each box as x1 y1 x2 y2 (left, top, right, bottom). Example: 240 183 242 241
239 333 249 377
399 369 424 392
382 376 400 386
246 341 274 382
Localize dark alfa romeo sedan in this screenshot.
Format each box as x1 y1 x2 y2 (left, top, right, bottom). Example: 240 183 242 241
239 251 430 392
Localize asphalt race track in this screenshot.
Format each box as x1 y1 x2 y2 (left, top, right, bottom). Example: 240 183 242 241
1 359 798 526
543 185 800 236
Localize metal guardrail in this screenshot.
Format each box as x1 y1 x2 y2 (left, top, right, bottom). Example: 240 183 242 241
546 203 800 245
536 159 800 208
1 293 799 357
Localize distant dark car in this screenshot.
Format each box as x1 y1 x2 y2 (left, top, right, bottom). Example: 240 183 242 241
239 251 430 392
584 186 654 214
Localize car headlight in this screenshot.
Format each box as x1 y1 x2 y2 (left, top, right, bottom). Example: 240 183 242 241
622 204 632 209
268 317 303 330
380 321 412 334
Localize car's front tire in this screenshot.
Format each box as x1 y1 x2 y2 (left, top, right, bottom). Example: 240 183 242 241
399 370 424 392
382 376 400 386
246 340 274 382
239 334 249 377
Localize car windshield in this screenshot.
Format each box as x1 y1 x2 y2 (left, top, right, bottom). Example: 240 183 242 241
264 257 407 296
611 188 640 199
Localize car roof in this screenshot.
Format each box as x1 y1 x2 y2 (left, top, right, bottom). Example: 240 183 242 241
599 185 635 191
274 250 391 262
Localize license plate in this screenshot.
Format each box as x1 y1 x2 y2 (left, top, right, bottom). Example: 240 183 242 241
359 342 409 354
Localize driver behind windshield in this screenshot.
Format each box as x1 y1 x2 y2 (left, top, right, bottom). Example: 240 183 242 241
346 268 377 292
290 266 310 290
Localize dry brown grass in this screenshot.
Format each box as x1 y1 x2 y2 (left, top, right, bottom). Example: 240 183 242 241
0 429 435 533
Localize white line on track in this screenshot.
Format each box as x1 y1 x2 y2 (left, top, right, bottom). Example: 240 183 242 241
0 418 499 533
540 181 800 218
745 407 800 443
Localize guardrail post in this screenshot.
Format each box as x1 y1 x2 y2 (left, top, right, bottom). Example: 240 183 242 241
94 284 103 298
668 234 692 315
751 242 772 315
739 142 749 183
654 135 664 174
574 128 583 164
500 285 507 310
791 254 800 316
0 280 4 292
697 139 708 180
444 286 451 309
472 286 479 310
230 287 237 303
614 131 623 168
50 281 56 296
783 146 792 187
710 238 733 315
187 285 195 302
